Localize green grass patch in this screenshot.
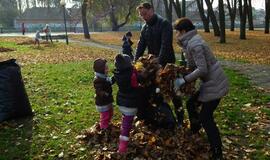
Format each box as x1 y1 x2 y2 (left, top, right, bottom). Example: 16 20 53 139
0 41 32 53
0 61 269 159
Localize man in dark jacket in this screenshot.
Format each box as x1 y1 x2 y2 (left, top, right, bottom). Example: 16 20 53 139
135 2 183 127
135 2 175 67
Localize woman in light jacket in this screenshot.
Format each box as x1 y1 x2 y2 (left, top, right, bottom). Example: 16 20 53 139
173 18 229 160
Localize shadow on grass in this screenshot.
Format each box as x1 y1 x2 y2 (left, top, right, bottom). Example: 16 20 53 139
0 116 33 159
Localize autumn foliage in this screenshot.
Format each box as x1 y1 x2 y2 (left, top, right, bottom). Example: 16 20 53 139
78 121 210 160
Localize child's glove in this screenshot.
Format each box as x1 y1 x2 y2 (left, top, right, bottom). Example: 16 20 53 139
174 78 185 92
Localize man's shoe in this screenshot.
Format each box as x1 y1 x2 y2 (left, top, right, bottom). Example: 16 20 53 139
211 147 223 160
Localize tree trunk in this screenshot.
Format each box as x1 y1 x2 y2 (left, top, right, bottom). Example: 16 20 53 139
18 0 22 15
82 0 90 39
239 0 247 39
163 0 172 22
205 0 220 36
26 0 30 8
109 0 133 31
172 0 181 18
150 0 154 11
196 0 210 32
32 0 37 7
247 0 254 30
226 0 237 31
265 0 270 33
182 0 186 17
109 5 119 31
219 0 225 43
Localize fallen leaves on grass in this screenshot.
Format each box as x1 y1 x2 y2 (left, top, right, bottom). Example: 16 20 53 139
0 47 15 52
16 40 50 45
0 37 32 43
78 121 210 160
0 43 116 65
77 30 270 65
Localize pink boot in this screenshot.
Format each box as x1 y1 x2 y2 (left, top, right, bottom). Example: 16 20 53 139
118 137 129 153
108 107 114 124
100 110 110 129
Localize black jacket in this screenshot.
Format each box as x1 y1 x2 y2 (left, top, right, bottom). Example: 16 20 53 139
93 77 113 106
113 68 141 108
135 14 175 67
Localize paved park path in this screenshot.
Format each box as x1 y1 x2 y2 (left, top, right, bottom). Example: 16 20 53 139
71 39 270 93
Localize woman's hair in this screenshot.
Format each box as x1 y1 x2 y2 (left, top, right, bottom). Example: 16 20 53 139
174 18 195 32
136 2 153 10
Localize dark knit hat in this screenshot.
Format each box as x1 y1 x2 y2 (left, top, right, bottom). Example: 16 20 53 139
125 31 132 37
114 54 132 70
93 58 107 74
174 17 195 32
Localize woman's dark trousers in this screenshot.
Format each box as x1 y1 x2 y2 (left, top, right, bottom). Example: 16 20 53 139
186 92 222 149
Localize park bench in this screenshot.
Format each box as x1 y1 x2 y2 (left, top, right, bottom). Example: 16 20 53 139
40 34 67 40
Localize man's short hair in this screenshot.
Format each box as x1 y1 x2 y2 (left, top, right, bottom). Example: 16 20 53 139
136 2 153 10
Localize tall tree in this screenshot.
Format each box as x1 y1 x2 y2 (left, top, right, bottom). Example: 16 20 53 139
205 0 220 36
32 0 37 7
108 0 137 31
0 0 18 27
226 0 237 31
206 0 215 27
87 0 140 31
17 0 22 15
265 0 270 33
182 0 186 17
196 0 210 32
172 0 181 18
36 0 60 8
82 0 90 39
239 0 247 39
163 0 173 22
26 0 30 8
247 0 254 30
150 0 154 11
219 0 226 43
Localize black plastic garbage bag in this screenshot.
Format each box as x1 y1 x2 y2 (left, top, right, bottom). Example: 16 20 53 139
137 88 176 129
137 92 176 129
137 102 176 130
0 59 32 122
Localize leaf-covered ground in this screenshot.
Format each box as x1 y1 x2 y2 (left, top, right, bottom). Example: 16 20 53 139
0 37 269 159
70 30 270 65
0 37 116 65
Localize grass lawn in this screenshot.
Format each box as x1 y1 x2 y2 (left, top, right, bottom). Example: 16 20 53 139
70 29 270 65
0 37 270 159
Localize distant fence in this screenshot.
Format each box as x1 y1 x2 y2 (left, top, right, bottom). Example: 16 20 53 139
0 23 266 33
0 25 142 33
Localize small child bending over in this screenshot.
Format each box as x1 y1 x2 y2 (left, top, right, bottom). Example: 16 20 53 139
93 58 114 131
113 54 141 153
34 30 41 47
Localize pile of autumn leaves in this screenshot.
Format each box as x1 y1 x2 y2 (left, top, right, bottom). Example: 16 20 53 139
78 121 209 160
134 54 195 101
77 55 206 159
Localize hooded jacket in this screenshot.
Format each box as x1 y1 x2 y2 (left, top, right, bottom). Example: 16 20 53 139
178 30 229 102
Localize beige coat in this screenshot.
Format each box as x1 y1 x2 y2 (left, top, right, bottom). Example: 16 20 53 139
178 30 229 102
